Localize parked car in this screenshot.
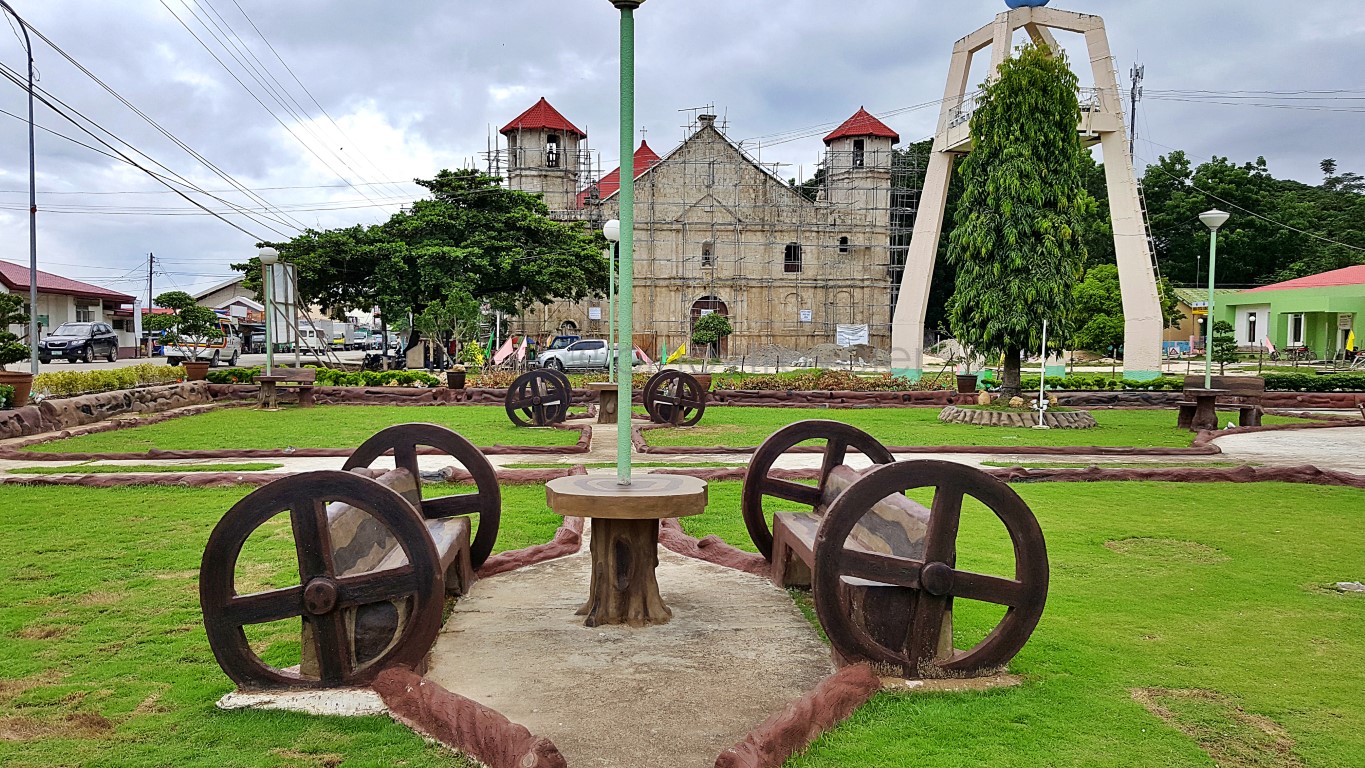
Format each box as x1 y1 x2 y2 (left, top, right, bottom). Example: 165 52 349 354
39 321 120 364
536 339 642 371
164 322 243 367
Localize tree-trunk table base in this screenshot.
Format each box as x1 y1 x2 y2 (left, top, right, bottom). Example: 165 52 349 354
545 474 708 629
578 518 671 627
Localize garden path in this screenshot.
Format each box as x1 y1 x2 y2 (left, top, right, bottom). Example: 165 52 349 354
425 529 833 768
1212 425 1365 474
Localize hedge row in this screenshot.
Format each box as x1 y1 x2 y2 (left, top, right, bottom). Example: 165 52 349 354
34 364 186 398
1261 372 1365 392
205 366 441 388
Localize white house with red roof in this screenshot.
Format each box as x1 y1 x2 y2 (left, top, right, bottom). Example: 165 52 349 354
0 262 139 352
1220 265 1364 358
499 98 909 355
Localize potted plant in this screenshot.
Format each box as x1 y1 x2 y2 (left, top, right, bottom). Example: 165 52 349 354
690 312 731 391
0 292 34 407
446 364 467 389
143 291 223 381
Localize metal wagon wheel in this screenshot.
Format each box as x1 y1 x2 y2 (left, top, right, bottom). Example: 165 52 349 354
812 460 1049 678
199 470 443 689
505 369 570 427
643 369 706 426
741 420 895 561
343 423 501 569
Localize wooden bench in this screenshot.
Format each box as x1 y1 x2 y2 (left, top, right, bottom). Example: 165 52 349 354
200 423 501 689
742 420 1050 680
1178 375 1264 429
256 366 317 409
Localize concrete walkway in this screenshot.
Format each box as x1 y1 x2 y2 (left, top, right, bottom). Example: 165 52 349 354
426 537 832 767
1213 425 1365 474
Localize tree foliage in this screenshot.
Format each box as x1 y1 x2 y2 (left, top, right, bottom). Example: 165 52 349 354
236 170 607 346
143 291 223 359
0 292 30 369
691 312 733 358
1069 264 1184 354
945 43 1091 397
1211 320 1240 374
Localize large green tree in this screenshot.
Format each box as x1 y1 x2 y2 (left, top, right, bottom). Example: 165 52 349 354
1069 264 1184 354
236 170 606 349
945 42 1092 398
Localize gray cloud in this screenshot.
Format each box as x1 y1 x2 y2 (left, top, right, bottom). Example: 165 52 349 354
0 0 1359 300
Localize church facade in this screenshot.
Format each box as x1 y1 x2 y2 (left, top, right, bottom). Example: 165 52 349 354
497 98 908 358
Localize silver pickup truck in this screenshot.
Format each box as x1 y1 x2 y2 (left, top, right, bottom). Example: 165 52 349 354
536 339 642 371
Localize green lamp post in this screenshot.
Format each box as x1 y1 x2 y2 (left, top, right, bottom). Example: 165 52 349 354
609 0 643 485
1199 209 1230 389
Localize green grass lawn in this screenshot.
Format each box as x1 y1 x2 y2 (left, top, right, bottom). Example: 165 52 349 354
686 481 1365 767
0 482 560 768
22 406 580 454
3 480 1361 766
645 407 1313 449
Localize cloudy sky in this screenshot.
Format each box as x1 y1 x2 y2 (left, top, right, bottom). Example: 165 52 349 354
0 0 1361 303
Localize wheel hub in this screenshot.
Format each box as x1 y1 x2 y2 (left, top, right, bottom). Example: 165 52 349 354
920 561 954 596
303 577 340 615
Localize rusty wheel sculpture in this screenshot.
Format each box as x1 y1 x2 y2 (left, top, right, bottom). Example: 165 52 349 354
643 369 706 426
343 423 501 569
742 420 895 560
199 470 443 689
812 460 1048 678
505 369 570 427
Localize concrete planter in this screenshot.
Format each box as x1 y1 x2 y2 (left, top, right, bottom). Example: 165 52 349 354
0 370 34 408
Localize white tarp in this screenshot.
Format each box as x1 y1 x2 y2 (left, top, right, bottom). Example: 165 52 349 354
268 262 299 346
836 324 869 347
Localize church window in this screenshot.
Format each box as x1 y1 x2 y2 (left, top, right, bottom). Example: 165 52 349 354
784 243 802 273
701 241 714 267
546 134 561 168
853 139 865 168
838 236 849 254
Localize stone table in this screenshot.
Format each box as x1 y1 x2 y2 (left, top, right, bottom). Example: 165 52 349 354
1179 388 1229 431
546 474 707 627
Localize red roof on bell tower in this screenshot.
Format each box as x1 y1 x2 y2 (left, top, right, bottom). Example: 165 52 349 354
823 107 899 144
500 97 586 138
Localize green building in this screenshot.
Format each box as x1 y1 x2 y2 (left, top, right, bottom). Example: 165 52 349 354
1218 265 1363 358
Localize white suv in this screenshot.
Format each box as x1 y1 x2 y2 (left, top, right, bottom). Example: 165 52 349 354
165 323 243 367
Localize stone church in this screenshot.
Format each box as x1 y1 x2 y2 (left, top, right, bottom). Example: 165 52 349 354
496 97 910 358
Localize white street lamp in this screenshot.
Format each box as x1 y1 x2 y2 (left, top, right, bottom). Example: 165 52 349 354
258 247 279 377
1199 210 1230 389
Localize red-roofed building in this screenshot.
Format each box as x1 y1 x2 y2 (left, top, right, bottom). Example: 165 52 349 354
576 140 662 208
1220 265 1364 357
501 98 588 214
823 107 900 144
0 261 143 350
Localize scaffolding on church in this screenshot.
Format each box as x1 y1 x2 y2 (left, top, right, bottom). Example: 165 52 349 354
484 108 925 360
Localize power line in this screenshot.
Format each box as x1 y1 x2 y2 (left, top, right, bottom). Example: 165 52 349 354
19 20 310 232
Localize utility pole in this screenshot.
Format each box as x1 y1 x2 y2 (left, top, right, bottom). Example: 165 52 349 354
145 252 154 358
1128 63 1145 159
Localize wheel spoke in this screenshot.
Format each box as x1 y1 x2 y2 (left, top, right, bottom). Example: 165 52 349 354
291 493 335 580
307 611 352 685
923 483 965 565
906 592 949 669
424 493 484 519
393 442 420 480
949 570 1027 607
819 438 848 489
763 477 823 506
337 565 420 607
839 549 923 590
222 586 304 626
508 397 536 410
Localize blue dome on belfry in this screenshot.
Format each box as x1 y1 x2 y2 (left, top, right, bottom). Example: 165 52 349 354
1005 0 1050 8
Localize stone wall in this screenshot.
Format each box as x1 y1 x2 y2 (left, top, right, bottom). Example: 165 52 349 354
0 382 212 440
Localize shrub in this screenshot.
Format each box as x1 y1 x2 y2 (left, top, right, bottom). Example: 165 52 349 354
1263 372 1365 392
308 368 441 388
712 369 926 392
33 364 186 398
0 383 13 408
206 366 261 384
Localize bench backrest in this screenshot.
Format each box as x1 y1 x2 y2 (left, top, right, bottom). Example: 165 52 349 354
272 366 318 384
1183 375 1264 397
328 468 422 576
816 464 928 559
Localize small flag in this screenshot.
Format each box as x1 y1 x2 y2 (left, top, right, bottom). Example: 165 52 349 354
665 344 686 365
515 336 528 361
1348 330 1357 351
492 336 516 365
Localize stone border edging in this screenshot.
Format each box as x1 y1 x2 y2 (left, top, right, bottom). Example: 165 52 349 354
0 422 592 462
478 516 585 579
658 518 768 577
714 664 882 768
0 466 585 489
372 666 568 768
652 464 1365 490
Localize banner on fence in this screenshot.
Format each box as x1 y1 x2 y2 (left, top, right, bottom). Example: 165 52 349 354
836 324 869 348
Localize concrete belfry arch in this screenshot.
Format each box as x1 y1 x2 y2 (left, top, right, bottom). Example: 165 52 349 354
890 5 1164 381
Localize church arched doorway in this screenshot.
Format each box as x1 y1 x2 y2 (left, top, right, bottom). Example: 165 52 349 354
690 295 730 357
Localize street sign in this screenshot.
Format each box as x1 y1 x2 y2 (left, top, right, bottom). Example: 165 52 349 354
1339 313 1354 330
799 309 813 323
589 306 602 320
